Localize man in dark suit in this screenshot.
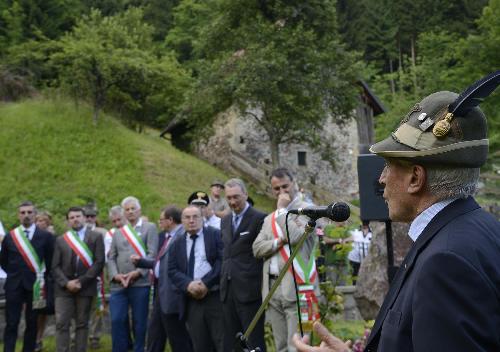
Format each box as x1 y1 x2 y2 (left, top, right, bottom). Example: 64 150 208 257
131 205 193 352
294 88 500 351
168 205 224 352
51 207 105 352
0 201 54 352
220 178 266 352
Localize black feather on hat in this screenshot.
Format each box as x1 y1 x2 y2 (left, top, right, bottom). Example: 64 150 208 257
370 71 500 167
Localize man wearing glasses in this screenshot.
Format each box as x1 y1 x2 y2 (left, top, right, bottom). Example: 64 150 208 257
0 201 54 352
168 205 224 352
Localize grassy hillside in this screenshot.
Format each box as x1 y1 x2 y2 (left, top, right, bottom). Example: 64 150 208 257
0 98 274 232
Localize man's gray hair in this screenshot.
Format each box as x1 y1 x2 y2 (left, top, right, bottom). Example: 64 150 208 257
109 205 124 218
425 166 480 201
121 196 141 210
225 178 247 194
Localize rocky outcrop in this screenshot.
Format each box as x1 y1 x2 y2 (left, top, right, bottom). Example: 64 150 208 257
354 221 412 320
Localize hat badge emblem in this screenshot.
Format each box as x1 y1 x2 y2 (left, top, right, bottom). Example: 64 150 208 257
432 112 454 138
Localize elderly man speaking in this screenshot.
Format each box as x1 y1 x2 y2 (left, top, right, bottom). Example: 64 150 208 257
294 72 500 352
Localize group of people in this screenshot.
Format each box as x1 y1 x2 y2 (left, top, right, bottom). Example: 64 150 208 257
0 169 321 352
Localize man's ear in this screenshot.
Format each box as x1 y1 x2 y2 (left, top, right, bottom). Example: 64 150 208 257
407 164 426 194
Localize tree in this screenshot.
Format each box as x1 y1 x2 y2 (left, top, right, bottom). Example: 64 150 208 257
175 0 360 166
51 8 190 126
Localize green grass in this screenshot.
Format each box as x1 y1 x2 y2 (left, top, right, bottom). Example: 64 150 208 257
0 97 273 231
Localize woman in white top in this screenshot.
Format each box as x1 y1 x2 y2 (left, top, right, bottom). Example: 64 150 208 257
346 221 372 284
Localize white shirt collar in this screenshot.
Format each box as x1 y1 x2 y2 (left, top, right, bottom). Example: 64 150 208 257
408 198 458 242
134 218 143 229
169 224 182 237
22 224 36 233
232 202 250 219
186 228 203 239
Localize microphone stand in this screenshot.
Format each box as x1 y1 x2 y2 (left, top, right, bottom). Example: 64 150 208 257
236 219 317 352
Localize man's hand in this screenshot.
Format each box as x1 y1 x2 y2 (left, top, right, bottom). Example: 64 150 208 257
187 280 208 300
66 279 81 293
277 193 292 209
123 270 141 288
113 274 127 287
196 281 208 299
277 236 288 248
130 254 141 265
293 321 351 352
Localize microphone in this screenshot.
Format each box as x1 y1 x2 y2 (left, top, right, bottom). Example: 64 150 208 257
288 202 350 222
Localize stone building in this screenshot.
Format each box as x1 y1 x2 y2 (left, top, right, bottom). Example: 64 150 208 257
164 81 385 202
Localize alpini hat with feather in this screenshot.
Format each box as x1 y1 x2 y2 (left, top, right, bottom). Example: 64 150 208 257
370 71 500 167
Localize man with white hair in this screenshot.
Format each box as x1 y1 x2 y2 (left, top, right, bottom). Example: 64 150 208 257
108 196 158 352
294 76 500 351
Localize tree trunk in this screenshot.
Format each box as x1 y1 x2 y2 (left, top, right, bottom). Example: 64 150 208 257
269 135 280 168
93 97 100 126
410 35 418 99
389 58 396 96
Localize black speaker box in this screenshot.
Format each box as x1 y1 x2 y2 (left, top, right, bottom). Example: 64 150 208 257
357 154 389 221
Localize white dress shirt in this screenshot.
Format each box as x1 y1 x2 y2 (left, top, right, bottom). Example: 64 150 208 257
408 198 458 242
185 229 212 280
21 224 36 241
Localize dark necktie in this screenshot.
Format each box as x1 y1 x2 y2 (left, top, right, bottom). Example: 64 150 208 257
232 214 240 233
187 234 198 278
156 234 171 261
24 230 30 241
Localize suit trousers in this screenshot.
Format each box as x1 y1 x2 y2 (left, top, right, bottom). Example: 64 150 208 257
54 295 93 352
3 287 38 352
147 296 193 352
186 291 224 352
222 281 265 352
267 278 298 352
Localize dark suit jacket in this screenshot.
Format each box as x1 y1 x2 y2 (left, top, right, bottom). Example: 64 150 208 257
0 226 54 292
365 197 500 352
136 225 184 315
51 228 105 297
220 206 266 303
168 226 223 319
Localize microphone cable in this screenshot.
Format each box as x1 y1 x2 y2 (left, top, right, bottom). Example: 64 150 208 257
285 212 305 337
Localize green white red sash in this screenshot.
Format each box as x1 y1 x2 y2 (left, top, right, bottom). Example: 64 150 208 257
271 212 320 323
95 274 106 313
63 230 93 268
107 228 115 238
298 284 320 322
10 226 46 308
271 211 317 285
120 224 147 257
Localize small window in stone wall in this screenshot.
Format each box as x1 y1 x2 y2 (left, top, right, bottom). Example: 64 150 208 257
298 151 307 166
240 136 245 144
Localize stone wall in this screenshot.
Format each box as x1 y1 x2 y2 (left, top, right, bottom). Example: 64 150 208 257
196 106 360 201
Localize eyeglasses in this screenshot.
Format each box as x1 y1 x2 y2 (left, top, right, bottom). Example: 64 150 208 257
182 215 201 220
19 211 34 215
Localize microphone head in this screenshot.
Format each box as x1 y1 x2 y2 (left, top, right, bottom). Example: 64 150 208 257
327 202 350 222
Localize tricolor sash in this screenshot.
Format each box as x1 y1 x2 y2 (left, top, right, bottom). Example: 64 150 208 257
95 274 106 313
107 228 116 238
271 212 320 323
298 284 320 323
120 224 147 257
63 230 93 268
10 226 46 309
271 211 318 285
